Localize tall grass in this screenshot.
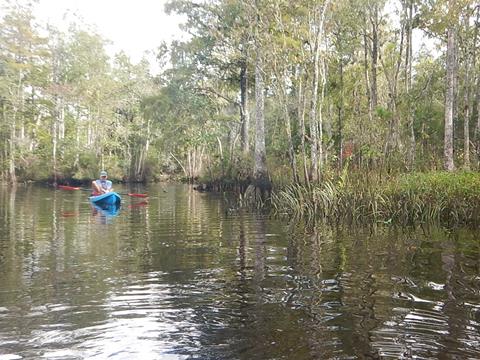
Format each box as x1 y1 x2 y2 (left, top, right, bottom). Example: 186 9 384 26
271 172 480 226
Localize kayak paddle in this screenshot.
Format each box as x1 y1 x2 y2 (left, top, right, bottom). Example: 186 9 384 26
57 185 148 198
57 185 81 190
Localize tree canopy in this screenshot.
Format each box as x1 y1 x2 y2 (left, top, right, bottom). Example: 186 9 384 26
1 0 479 184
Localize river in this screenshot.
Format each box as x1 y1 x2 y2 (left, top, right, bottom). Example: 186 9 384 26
0 184 478 359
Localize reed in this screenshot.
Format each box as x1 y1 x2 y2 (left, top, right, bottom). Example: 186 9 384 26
272 171 480 226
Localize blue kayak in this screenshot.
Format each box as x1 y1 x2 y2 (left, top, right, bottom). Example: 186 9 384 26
89 192 121 207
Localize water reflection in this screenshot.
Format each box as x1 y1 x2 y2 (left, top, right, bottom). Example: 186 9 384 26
0 185 479 359
91 203 121 222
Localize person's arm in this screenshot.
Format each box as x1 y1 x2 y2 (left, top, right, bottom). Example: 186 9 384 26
92 180 109 194
92 180 102 194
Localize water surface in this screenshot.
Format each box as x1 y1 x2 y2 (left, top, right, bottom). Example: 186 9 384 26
0 184 479 359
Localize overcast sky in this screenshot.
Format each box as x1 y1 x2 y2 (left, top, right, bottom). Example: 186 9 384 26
32 0 186 71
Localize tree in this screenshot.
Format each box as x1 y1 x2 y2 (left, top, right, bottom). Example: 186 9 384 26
0 2 48 182
444 22 456 172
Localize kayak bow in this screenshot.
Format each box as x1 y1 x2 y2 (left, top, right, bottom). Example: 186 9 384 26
89 192 121 207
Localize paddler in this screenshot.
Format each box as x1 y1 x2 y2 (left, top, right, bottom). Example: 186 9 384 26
92 170 114 195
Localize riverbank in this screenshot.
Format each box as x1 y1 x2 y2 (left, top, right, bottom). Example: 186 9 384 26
11 170 480 226
271 171 480 226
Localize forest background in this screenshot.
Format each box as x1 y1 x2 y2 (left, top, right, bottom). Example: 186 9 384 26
1 0 480 211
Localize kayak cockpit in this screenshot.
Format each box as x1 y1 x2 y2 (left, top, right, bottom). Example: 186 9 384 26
89 192 121 205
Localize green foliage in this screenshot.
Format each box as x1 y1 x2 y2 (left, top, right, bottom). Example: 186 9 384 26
72 152 100 181
1 0 479 191
273 171 480 226
200 153 253 190
376 106 393 121
16 154 50 181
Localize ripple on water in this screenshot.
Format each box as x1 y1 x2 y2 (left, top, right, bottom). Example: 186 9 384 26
0 186 480 359
370 295 480 358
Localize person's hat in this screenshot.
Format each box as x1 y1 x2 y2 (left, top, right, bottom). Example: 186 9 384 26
100 170 108 177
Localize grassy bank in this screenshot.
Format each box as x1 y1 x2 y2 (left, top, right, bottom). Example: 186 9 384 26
271 172 480 226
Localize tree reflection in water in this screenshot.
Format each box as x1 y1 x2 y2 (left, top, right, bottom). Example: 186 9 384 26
0 185 479 359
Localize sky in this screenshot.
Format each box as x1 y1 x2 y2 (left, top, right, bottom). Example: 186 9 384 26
20 0 437 73
32 0 186 72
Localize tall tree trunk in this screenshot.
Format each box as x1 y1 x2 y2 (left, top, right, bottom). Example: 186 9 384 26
279 72 299 183
9 117 16 184
240 54 250 155
8 70 23 184
462 13 475 170
51 37 65 172
453 27 460 131
473 8 480 167
309 75 319 182
187 150 192 180
52 93 64 182
318 53 327 174
370 4 379 112
59 98 65 141
309 9 321 182
381 16 405 162
309 1 330 182
363 33 373 123
2 102 8 181
31 102 42 152
274 7 299 184
74 107 80 168
251 0 269 194
253 48 268 185
404 0 415 170
463 45 471 169
463 84 471 169
52 110 57 183
444 25 456 172
476 77 480 166
296 67 310 188
338 57 344 171
196 146 205 177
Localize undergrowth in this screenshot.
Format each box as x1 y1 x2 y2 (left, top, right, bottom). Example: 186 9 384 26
271 171 480 226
